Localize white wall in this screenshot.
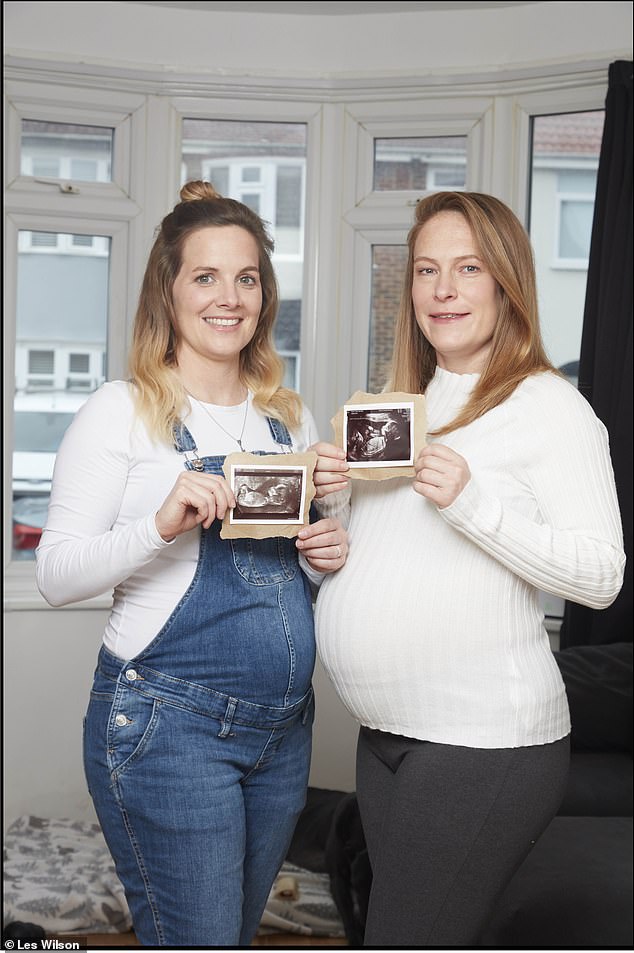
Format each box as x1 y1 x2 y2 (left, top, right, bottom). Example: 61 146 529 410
3 0 633 831
3 609 107 827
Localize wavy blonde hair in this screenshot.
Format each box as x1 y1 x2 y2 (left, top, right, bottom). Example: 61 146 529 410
389 191 558 435
128 180 303 442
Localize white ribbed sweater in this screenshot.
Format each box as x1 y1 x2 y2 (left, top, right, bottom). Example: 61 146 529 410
315 368 625 748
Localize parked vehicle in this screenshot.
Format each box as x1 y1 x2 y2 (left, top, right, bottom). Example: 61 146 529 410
12 494 52 557
12 391 88 554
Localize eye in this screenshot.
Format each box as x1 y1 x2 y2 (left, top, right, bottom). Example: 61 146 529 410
195 274 214 285
461 264 481 274
239 274 258 286
416 266 436 276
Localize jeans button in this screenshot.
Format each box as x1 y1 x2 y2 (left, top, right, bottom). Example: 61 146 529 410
125 669 137 681
115 714 128 727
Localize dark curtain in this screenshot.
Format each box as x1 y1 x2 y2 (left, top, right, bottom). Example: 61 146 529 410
560 60 633 649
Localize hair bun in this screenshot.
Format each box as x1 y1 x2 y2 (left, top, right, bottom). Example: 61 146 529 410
179 180 222 202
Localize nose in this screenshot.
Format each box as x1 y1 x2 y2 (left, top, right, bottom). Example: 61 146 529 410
213 278 239 308
432 270 457 301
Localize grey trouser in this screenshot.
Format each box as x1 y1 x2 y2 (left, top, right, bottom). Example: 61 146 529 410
356 726 570 947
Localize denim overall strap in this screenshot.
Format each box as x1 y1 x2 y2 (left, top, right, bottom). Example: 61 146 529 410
266 416 293 450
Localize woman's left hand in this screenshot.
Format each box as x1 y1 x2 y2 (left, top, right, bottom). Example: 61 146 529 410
413 443 471 508
309 442 350 499
296 517 348 573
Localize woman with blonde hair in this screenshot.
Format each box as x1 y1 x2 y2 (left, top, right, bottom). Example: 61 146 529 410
36 181 348 946
312 191 625 946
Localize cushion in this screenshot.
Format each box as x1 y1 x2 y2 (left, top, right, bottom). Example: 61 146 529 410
479 816 633 947
560 751 633 816
553 642 632 752
287 787 349 873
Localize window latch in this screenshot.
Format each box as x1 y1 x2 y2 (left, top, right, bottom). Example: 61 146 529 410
34 177 81 195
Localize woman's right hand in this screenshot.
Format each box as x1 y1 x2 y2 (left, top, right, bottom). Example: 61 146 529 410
155 472 236 542
310 441 350 499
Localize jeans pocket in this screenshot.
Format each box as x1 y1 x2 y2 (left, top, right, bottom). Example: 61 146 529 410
230 537 298 586
107 687 161 779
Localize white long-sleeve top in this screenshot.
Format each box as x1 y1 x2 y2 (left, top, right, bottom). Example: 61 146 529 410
36 380 322 660
315 367 625 748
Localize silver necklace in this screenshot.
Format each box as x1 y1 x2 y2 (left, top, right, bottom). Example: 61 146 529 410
189 392 249 452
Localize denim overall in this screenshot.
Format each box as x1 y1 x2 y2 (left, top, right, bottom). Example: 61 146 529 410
83 417 316 947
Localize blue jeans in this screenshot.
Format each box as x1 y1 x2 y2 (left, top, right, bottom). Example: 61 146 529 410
84 649 314 946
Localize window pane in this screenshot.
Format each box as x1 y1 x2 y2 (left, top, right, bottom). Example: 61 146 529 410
32 158 59 178
276 166 302 228
21 119 113 183
373 136 467 191
14 410 79 453
241 193 261 214
13 230 110 560
529 110 604 380
558 169 596 193
242 166 261 183
181 119 307 389
559 199 594 259
368 245 409 393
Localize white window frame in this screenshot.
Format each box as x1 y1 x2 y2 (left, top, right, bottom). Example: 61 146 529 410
3 80 146 606
3 61 612 611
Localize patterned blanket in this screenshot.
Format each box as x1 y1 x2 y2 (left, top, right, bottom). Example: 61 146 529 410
3 816 132 935
3 816 344 938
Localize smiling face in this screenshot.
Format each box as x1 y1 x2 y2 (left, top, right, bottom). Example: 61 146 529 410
412 211 500 374
171 225 262 378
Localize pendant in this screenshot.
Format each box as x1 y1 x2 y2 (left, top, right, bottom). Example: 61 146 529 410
237 440 245 451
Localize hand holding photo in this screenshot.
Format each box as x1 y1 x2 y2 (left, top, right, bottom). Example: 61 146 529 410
220 451 318 539
332 392 427 481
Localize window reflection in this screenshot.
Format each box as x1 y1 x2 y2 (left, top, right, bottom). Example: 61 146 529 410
373 136 467 192
13 230 109 559
368 245 409 394
20 119 113 183
529 111 604 380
